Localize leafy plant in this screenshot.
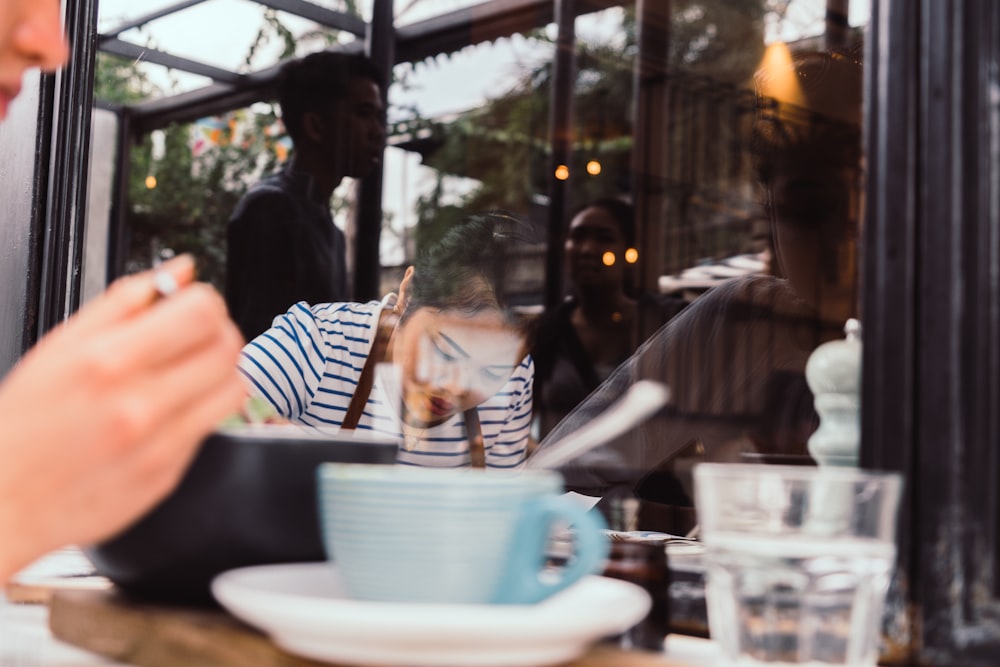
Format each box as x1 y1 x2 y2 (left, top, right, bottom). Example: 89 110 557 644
95 1 775 288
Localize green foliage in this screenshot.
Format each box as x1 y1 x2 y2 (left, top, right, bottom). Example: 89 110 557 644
410 2 768 259
246 9 298 66
94 49 283 292
94 53 158 105
93 1 771 287
671 0 768 83
92 3 370 290
409 17 641 250
126 110 282 291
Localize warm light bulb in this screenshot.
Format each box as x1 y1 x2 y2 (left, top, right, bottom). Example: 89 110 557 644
586 160 601 175
625 247 639 263
145 175 157 189
602 251 616 266
554 165 570 181
757 42 804 108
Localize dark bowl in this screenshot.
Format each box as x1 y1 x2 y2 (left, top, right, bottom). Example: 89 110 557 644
85 425 399 606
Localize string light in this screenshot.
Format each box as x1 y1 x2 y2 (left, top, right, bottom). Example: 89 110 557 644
145 175 157 189
554 165 569 180
586 160 602 175
602 251 616 266
625 248 639 263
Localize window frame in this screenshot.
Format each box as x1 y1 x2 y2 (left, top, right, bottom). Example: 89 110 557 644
30 0 1000 663
863 0 1000 663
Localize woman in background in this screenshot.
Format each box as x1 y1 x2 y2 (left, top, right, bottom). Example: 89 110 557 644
531 198 684 439
240 214 534 469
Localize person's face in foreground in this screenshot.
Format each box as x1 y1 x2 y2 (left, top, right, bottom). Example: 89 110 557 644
0 0 68 120
394 306 524 428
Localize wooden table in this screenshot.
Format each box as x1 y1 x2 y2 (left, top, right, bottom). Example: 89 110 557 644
44 588 717 667
4 549 719 667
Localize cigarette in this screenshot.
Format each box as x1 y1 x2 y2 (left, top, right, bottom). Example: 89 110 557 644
153 270 179 299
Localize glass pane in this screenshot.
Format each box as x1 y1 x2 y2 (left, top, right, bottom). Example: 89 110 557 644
97 0 364 99
394 0 497 25
523 0 869 535
89 0 870 533
382 33 554 271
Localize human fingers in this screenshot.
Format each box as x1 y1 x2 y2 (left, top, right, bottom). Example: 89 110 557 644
61 281 242 408
49 369 246 549
1 281 242 465
24 347 244 547
96 281 244 375
84 370 248 543
131 369 247 487
60 256 198 337
111 374 246 521
81 313 244 453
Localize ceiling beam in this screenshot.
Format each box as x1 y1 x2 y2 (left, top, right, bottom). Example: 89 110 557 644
100 37 246 86
101 0 209 38
127 42 366 134
111 0 626 132
99 0 365 92
396 0 619 62
248 0 367 35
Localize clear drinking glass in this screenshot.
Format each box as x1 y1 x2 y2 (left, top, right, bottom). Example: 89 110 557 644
694 463 902 667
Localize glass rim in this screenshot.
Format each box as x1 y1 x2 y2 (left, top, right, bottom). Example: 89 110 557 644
318 462 560 485
693 462 902 485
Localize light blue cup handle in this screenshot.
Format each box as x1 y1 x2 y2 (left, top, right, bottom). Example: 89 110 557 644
491 496 609 604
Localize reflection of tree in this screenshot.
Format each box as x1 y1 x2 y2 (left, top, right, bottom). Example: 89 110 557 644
409 1 769 261
125 110 283 291
97 53 283 291
97 0 792 289
96 5 361 291
671 0 768 81
406 26 627 252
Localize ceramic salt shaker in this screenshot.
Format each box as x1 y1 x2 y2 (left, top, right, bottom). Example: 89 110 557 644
804 318 862 467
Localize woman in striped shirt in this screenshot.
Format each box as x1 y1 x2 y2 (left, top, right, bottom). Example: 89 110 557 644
239 214 534 469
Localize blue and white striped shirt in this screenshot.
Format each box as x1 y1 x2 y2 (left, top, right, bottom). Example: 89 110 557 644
238 297 534 469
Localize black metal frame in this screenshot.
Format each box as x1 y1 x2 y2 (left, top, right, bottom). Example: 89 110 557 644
863 0 1000 663
98 0 620 134
542 0 577 310
20 74 57 357
36 0 100 339
354 0 395 300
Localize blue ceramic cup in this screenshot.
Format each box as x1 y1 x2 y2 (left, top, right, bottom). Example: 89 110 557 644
317 464 608 604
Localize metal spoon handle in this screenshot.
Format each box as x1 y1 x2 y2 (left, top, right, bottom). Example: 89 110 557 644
526 380 670 470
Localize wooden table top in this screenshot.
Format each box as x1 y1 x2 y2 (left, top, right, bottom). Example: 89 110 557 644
7 548 717 667
46 587 709 667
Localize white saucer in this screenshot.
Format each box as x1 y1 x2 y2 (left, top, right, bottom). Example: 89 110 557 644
212 562 651 667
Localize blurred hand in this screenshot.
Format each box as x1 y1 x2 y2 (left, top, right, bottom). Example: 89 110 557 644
0 256 245 580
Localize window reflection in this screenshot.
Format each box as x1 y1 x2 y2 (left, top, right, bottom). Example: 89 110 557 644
538 12 866 538
87 0 869 525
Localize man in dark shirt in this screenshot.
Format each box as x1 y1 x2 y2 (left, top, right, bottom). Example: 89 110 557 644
226 51 385 341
